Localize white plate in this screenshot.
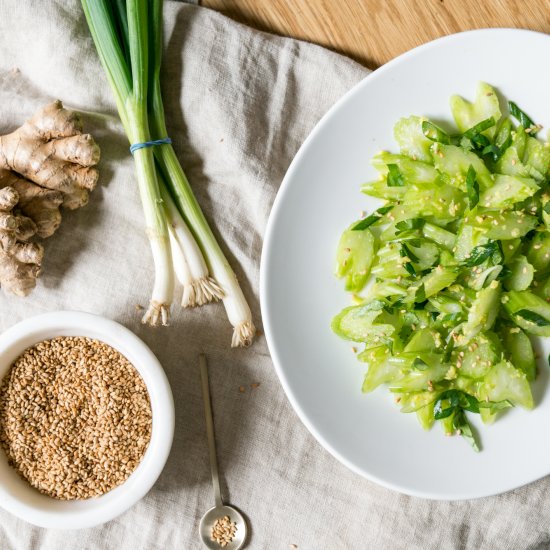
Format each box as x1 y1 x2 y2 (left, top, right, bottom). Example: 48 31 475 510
260 28 550 500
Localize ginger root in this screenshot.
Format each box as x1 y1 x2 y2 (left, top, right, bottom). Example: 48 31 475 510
0 169 63 238
0 100 100 211
0 186 43 296
0 101 100 296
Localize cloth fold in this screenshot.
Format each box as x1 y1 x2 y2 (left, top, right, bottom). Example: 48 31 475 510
0 2 547 549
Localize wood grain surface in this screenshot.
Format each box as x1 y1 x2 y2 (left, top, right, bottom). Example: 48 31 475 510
201 0 550 68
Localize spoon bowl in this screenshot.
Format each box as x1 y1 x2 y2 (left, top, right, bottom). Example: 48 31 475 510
199 504 247 549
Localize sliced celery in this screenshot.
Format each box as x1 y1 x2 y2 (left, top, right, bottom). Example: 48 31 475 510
393 116 434 163
478 175 538 209
450 82 501 138
526 232 550 275
461 282 501 340
333 83 549 451
502 326 536 381
479 360 534 410
467 211 538 240
504 255 534 291
433 144 493 190
335 225 376 292
502 290 550 336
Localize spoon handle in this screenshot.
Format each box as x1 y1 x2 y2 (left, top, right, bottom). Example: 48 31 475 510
199 354 223 508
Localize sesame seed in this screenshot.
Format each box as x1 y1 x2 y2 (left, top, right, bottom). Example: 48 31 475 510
211 516 238 546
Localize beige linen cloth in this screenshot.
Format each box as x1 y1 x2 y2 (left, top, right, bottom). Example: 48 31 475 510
0 2 548 549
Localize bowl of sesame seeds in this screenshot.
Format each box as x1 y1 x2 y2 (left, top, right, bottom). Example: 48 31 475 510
0 311 174 529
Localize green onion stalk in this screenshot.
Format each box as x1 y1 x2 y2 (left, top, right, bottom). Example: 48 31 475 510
81 0 256 346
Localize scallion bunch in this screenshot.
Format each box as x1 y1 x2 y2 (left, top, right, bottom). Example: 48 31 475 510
81 0 255 346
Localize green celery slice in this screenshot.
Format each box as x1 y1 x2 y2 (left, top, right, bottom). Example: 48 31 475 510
335 225 376 292
433 144 494 190
478 175 538 209
393 116 434 163
461 282 501 340
502 326 536 381
450 82 501 138
502 290 550 336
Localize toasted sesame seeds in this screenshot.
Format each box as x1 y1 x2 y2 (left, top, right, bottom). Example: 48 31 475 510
0 337 152 500
211 515 237 547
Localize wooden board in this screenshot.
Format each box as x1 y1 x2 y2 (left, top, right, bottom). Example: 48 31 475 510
201 0 550 68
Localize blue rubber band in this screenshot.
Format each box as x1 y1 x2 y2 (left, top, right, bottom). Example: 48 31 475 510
130 137 172 154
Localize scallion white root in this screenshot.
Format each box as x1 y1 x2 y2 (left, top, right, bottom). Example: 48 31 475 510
141 226 173 326
156 146 256 346
163 187 223 307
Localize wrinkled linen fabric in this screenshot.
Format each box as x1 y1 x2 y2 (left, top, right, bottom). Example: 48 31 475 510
0 2 548 549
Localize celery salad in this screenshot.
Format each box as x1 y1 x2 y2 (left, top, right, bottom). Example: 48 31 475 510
332 83 550 451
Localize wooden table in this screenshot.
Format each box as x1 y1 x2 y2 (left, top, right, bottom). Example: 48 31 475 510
201 0 550 68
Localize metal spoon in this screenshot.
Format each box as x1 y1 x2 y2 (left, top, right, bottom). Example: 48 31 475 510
198 354 248 550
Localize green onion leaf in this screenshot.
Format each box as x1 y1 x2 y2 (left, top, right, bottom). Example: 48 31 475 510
481 144 501 161
463 241 501 266
463 117 496 138
434 390 480 418
453 409 480 452
515 309 550 326
395 218 425 233
509 101 538 133
401 243 419 263
484 119 513 161
460 392 480 413
422 121 451 144
412 357 429 371
414 283 426 303
434 402 455 420
402 262 416 277
351 205 394 231
442 336 454 362
498 265 512 280
387 164 405 187
478 400 514 414
465 165 479 209
441 312 463 324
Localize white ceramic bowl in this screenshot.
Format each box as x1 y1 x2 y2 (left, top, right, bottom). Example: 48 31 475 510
0 311 175 529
